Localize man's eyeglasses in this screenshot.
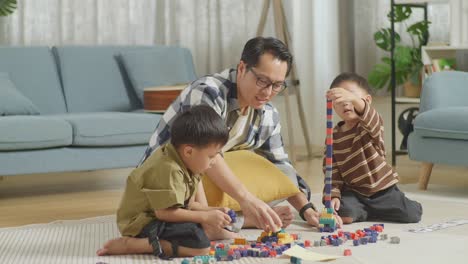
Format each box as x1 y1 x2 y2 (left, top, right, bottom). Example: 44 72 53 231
249 68 287 93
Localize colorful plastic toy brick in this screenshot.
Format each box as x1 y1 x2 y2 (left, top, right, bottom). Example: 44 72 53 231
192 255 216 264
390 236 400 244
257 229 295 245
290 256 302 264
353 239 360 246
343 249 352 256
234 238 247 245
227 209 237 223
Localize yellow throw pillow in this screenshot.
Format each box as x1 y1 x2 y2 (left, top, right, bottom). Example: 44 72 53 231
202 150 300 211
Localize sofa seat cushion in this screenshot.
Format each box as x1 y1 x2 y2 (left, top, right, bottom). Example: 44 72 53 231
57 112 162 147
0 116 72 151
414 107 468 140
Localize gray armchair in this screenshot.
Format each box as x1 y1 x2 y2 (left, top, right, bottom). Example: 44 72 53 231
408 71 468 190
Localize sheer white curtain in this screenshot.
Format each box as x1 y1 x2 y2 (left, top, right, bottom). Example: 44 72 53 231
0 0 265 76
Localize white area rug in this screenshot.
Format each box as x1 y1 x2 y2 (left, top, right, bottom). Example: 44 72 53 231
1 190 468 264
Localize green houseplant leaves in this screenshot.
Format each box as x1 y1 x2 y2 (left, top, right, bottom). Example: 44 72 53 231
0 0 17 17
368 5 430 91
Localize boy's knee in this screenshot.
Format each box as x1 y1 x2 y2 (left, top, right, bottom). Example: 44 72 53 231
401 204 422 223
407 201 423 223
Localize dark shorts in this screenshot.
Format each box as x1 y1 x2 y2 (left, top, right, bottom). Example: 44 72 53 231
136 220 210 257
338 185 422 223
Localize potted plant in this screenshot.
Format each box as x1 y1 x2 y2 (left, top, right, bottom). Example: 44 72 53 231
0 0 17 17
368 6 430 97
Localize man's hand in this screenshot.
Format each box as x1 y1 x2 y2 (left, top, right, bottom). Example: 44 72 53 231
303 208 320 227
331 198 341 211
239 194 282 232
202 210 232 229
273 206 294 229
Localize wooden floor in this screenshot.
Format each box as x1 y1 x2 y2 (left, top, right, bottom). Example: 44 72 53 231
1 153 467 228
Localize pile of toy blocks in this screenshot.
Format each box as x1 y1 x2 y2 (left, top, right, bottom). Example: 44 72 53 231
312 224 385 247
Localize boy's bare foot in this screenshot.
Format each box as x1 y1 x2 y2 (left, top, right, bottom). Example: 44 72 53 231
96 237 152 256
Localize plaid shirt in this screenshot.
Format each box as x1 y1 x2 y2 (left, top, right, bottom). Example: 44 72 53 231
140 68 310 197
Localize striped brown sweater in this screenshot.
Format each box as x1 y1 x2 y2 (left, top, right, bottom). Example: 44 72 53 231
323 101 399 199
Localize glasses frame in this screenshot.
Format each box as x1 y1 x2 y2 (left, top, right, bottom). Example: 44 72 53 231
249 68 287 93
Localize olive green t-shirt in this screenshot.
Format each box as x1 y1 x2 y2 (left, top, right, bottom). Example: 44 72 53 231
117 143 200 236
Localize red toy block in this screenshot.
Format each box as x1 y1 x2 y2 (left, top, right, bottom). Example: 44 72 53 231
304 240 311 247
343 249 352 256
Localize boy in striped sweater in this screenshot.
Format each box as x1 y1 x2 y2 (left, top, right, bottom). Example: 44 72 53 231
324 72 422 224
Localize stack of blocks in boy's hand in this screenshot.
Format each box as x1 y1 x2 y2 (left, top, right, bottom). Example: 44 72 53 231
182 224 400 263
227 209 236 223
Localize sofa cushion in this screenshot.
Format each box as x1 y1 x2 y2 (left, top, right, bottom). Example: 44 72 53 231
0 47 67 114
56 112 162 146
119 47 196 103
52 46 145 113
414 107 468 140
0 116 72 151
0 72 40 116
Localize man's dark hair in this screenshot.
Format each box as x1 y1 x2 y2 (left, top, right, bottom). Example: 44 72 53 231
329 72 372 94
171 105 229 148
241 37 293 77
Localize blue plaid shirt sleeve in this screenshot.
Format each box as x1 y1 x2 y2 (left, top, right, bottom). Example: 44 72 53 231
139 78 227 166
255 105 292 165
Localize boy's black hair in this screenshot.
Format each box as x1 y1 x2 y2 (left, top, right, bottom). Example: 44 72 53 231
329 72 372 94
241 37 293 77
170 105 229 148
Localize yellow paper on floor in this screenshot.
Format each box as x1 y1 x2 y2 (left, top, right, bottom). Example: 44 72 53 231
283 245 342 262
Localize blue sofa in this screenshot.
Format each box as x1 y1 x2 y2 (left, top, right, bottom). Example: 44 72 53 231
0 46 196 176
408 71 468 190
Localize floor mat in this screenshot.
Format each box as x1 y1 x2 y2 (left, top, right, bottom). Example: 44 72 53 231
1 192 468 264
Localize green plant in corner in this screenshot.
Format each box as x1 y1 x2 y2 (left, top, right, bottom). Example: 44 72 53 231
368 6 430 92
0 0 17 17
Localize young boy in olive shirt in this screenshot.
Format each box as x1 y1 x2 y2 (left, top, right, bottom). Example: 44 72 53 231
97 105 236 258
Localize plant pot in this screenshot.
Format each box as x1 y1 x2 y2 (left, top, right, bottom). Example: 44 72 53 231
403 81 422 98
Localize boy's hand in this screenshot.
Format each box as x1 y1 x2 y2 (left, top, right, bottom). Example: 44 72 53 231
202 210 232 229
327 88 360 105
333 212 343 228
331 198 341 211
215 207 230 213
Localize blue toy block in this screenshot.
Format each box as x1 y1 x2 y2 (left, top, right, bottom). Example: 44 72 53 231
227 209 237 223
291 256 302 264
360 237 368 245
